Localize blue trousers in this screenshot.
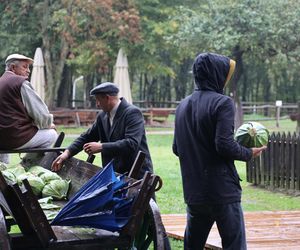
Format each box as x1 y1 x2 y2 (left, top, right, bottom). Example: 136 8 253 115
184 202 246 250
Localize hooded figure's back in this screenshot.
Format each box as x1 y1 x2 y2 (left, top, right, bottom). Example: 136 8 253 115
173 52 252 205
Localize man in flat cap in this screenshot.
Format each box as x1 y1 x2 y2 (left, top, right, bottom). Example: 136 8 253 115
52 82 153 179
0 53 57 164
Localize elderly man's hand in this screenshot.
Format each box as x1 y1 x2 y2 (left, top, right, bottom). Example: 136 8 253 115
251 146 267 158
50 123 56 130
51 150 70 172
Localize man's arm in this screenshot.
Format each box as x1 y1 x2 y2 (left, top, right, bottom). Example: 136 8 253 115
68 121 100 155
20 81 53 129
51 121 100 172
215 97 260 161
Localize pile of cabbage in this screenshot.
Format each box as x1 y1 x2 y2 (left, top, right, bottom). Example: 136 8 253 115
0 163 70 200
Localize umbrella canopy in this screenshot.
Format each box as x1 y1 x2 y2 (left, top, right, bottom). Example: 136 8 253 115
30 47 45 101
51 161 133 232
113 48 132 104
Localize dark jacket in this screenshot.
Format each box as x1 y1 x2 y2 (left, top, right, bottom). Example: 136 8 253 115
68 98 153 178
0 71 37 149
173 53 252 205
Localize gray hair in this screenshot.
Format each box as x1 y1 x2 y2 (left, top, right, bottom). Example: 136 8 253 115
5 59 20 71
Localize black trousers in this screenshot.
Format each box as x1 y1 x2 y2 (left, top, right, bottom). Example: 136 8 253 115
184 202 246 250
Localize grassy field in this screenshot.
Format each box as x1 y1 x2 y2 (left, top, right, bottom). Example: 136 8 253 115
7 116 300 249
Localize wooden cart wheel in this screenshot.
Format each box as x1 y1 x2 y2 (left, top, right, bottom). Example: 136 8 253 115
0 206 11 250
134 199 171 250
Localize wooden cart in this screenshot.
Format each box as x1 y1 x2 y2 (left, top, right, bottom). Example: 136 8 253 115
0 134 170 250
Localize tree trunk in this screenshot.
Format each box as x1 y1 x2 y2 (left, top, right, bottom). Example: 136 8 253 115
41 0 70 109
230 45 244 129
43 38 69 109
139 73 143 102
174 58 193 101
85 73 95 108
57 64 73 107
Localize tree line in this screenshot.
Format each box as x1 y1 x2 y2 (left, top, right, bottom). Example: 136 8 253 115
0 0 299 111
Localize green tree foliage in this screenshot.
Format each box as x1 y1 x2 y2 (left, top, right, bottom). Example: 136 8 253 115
164 0 300 103
0 0 140 108
161 0 299 126
0 0 299 108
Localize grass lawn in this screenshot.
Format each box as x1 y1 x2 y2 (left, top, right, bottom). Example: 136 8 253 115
6 117 300 249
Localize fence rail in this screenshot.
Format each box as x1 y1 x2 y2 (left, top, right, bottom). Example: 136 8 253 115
241 103 298 116
246 132 300 194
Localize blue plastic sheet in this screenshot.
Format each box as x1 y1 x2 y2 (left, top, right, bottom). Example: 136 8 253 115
51 161 133 232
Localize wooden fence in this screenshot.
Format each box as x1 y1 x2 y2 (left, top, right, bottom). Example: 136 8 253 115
241 102 298 119
246 132 300 194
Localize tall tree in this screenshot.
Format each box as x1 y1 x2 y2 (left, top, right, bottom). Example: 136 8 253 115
0 0 141 108
165 0 300 123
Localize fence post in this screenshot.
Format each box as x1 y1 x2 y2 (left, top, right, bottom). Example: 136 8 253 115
270 133 275 190
275 100 282 128
290 132 296 191
297 102 300 133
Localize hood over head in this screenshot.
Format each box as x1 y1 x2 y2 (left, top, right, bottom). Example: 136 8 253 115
192 52 235 94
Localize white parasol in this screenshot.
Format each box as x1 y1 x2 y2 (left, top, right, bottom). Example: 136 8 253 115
30 47 45 101
113 48 132 104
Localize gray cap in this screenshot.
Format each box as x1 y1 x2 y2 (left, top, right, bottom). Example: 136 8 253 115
5 53 34 64
90 82 119 96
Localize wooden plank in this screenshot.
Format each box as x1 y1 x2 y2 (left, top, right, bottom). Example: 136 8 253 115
0 147 66 154
290 133 295 190
285 134 291 190
246 161 250 182
0 172 35 235
12 180 57 247
256 155 260 185
274 133 280 188
296 135 300 190
161 211 300 249
269 133 275 189
262 146 267 186
128 150 146 179
279 133 284 189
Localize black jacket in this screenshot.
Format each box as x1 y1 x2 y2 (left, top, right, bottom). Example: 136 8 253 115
173 53 252 205
68 98 153 178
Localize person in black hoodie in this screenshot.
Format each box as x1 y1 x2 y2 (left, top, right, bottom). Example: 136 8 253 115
173 52 266 250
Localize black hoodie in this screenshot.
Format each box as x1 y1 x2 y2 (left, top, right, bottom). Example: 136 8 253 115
173 52 252 205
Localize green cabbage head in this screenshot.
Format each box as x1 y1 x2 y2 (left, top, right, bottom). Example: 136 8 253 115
235 121 269 148
17 172 45 196
42 179 71 200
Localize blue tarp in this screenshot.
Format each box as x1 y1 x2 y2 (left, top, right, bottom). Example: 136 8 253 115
51 161 133 232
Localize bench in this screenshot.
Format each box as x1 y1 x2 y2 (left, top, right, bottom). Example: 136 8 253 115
51 110 98 127
52 110 76 126
143 108 174 126
74 110 98 126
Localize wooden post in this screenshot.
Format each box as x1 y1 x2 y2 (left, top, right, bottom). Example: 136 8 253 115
276 106 280 128
297 102 300 133
275 100 282 128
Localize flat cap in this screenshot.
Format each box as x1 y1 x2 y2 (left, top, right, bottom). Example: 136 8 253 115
5 53 34 64
90 82 119 96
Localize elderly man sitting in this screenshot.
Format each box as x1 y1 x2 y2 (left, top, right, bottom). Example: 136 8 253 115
0 53 57 164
